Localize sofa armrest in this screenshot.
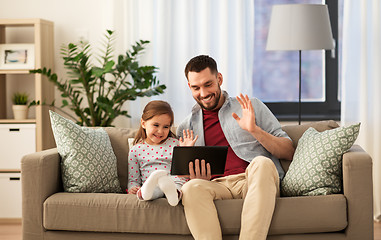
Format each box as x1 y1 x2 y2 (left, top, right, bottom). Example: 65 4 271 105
342 144 373 240
21 148 62 240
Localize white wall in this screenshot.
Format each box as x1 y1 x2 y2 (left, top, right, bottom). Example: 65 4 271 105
0 0 131 126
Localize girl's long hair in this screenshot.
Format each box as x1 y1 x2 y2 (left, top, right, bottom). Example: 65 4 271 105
133 100 176 145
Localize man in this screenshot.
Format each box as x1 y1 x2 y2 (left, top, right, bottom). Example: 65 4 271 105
176 55 295 240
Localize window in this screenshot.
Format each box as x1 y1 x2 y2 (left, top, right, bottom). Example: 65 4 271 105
252 0 340 121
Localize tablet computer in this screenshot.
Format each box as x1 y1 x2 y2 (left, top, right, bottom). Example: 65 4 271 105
170 146 228 175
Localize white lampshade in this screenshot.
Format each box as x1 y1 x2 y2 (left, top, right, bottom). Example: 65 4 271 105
266 4 334 51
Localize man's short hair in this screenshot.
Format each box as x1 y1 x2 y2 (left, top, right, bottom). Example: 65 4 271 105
184 55 218 80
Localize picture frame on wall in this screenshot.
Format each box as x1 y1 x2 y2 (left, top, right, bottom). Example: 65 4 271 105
0 44 35 70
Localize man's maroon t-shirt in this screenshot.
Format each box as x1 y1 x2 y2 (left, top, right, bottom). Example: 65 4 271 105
202 109 249 176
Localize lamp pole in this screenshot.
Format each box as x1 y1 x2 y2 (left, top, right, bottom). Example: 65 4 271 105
298 50 302 125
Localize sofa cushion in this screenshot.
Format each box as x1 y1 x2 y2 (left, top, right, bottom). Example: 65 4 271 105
280 120 340 172
49 111 121 193
43 193 347 235
43 193 190 234
281 123 360 196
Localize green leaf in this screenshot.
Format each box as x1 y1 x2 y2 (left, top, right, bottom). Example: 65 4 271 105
69 79 82 84
104 60 115 71
92 67 104 78
62 100 69 107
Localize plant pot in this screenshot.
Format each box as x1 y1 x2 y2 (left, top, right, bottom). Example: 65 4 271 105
12 105 29 120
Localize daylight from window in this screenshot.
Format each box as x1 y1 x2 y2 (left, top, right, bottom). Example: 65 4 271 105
253 0 325 103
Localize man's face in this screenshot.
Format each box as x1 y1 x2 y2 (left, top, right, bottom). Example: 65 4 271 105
187 68 224 111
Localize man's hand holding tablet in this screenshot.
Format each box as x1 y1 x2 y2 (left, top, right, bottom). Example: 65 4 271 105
189 159 212 180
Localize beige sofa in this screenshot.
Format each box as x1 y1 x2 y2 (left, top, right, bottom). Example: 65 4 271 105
21 120 374 240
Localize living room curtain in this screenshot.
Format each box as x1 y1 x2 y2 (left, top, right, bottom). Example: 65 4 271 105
121 0 254 127
341 0 381 220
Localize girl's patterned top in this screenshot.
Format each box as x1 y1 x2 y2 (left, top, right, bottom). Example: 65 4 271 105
128 137 188 190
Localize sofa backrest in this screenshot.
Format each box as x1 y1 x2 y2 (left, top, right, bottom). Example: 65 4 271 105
281 120 339 148
105 127 137 193
105 120 339 192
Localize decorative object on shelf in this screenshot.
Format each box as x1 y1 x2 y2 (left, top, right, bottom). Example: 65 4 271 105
12 92 29 120
266 4 334 125
0 44 35 70
30 30 166 127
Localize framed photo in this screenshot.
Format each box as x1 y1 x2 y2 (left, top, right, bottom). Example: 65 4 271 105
0 44 35 70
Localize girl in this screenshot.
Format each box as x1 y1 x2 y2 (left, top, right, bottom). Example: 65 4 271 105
128 100 197 206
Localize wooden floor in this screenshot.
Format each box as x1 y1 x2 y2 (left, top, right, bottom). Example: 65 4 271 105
0 221 380 239
0 222 22 240
376 221 381 240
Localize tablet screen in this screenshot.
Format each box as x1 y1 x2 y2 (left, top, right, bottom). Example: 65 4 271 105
170 146 228 175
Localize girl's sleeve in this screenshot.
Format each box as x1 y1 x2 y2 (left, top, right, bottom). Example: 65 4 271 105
127 146 142 190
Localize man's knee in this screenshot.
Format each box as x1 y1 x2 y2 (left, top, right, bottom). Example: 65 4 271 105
246 156 277 175
182 179 208 195
246 156 280 193
181 179 210 205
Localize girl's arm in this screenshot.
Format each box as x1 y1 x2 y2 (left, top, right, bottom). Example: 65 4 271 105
179 129 198 146
127 147 142 194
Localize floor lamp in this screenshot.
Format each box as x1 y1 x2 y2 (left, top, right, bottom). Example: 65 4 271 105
266 4 334 125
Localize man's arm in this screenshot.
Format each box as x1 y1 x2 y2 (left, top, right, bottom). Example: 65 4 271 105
232 94 295 161
248 127 294 160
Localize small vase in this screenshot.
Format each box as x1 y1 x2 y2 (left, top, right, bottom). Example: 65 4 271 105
12 105 29 120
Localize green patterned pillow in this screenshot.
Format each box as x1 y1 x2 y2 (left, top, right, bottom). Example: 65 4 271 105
281 123 360 197
49 111 122 193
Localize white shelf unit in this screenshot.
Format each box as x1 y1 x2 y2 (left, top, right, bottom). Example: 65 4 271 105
0 18 55 153
0 124 36 170
0 18 55 220
0 173 22 219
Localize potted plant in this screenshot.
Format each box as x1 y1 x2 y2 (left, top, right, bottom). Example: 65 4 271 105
30 30 166 127
12 92 29 120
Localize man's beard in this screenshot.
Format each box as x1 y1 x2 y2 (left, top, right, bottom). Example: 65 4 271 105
196 88 222 111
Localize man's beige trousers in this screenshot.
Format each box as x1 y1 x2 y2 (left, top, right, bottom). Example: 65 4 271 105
181 156 280 240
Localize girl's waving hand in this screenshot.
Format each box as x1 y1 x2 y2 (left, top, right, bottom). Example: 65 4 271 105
179 129 198 146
